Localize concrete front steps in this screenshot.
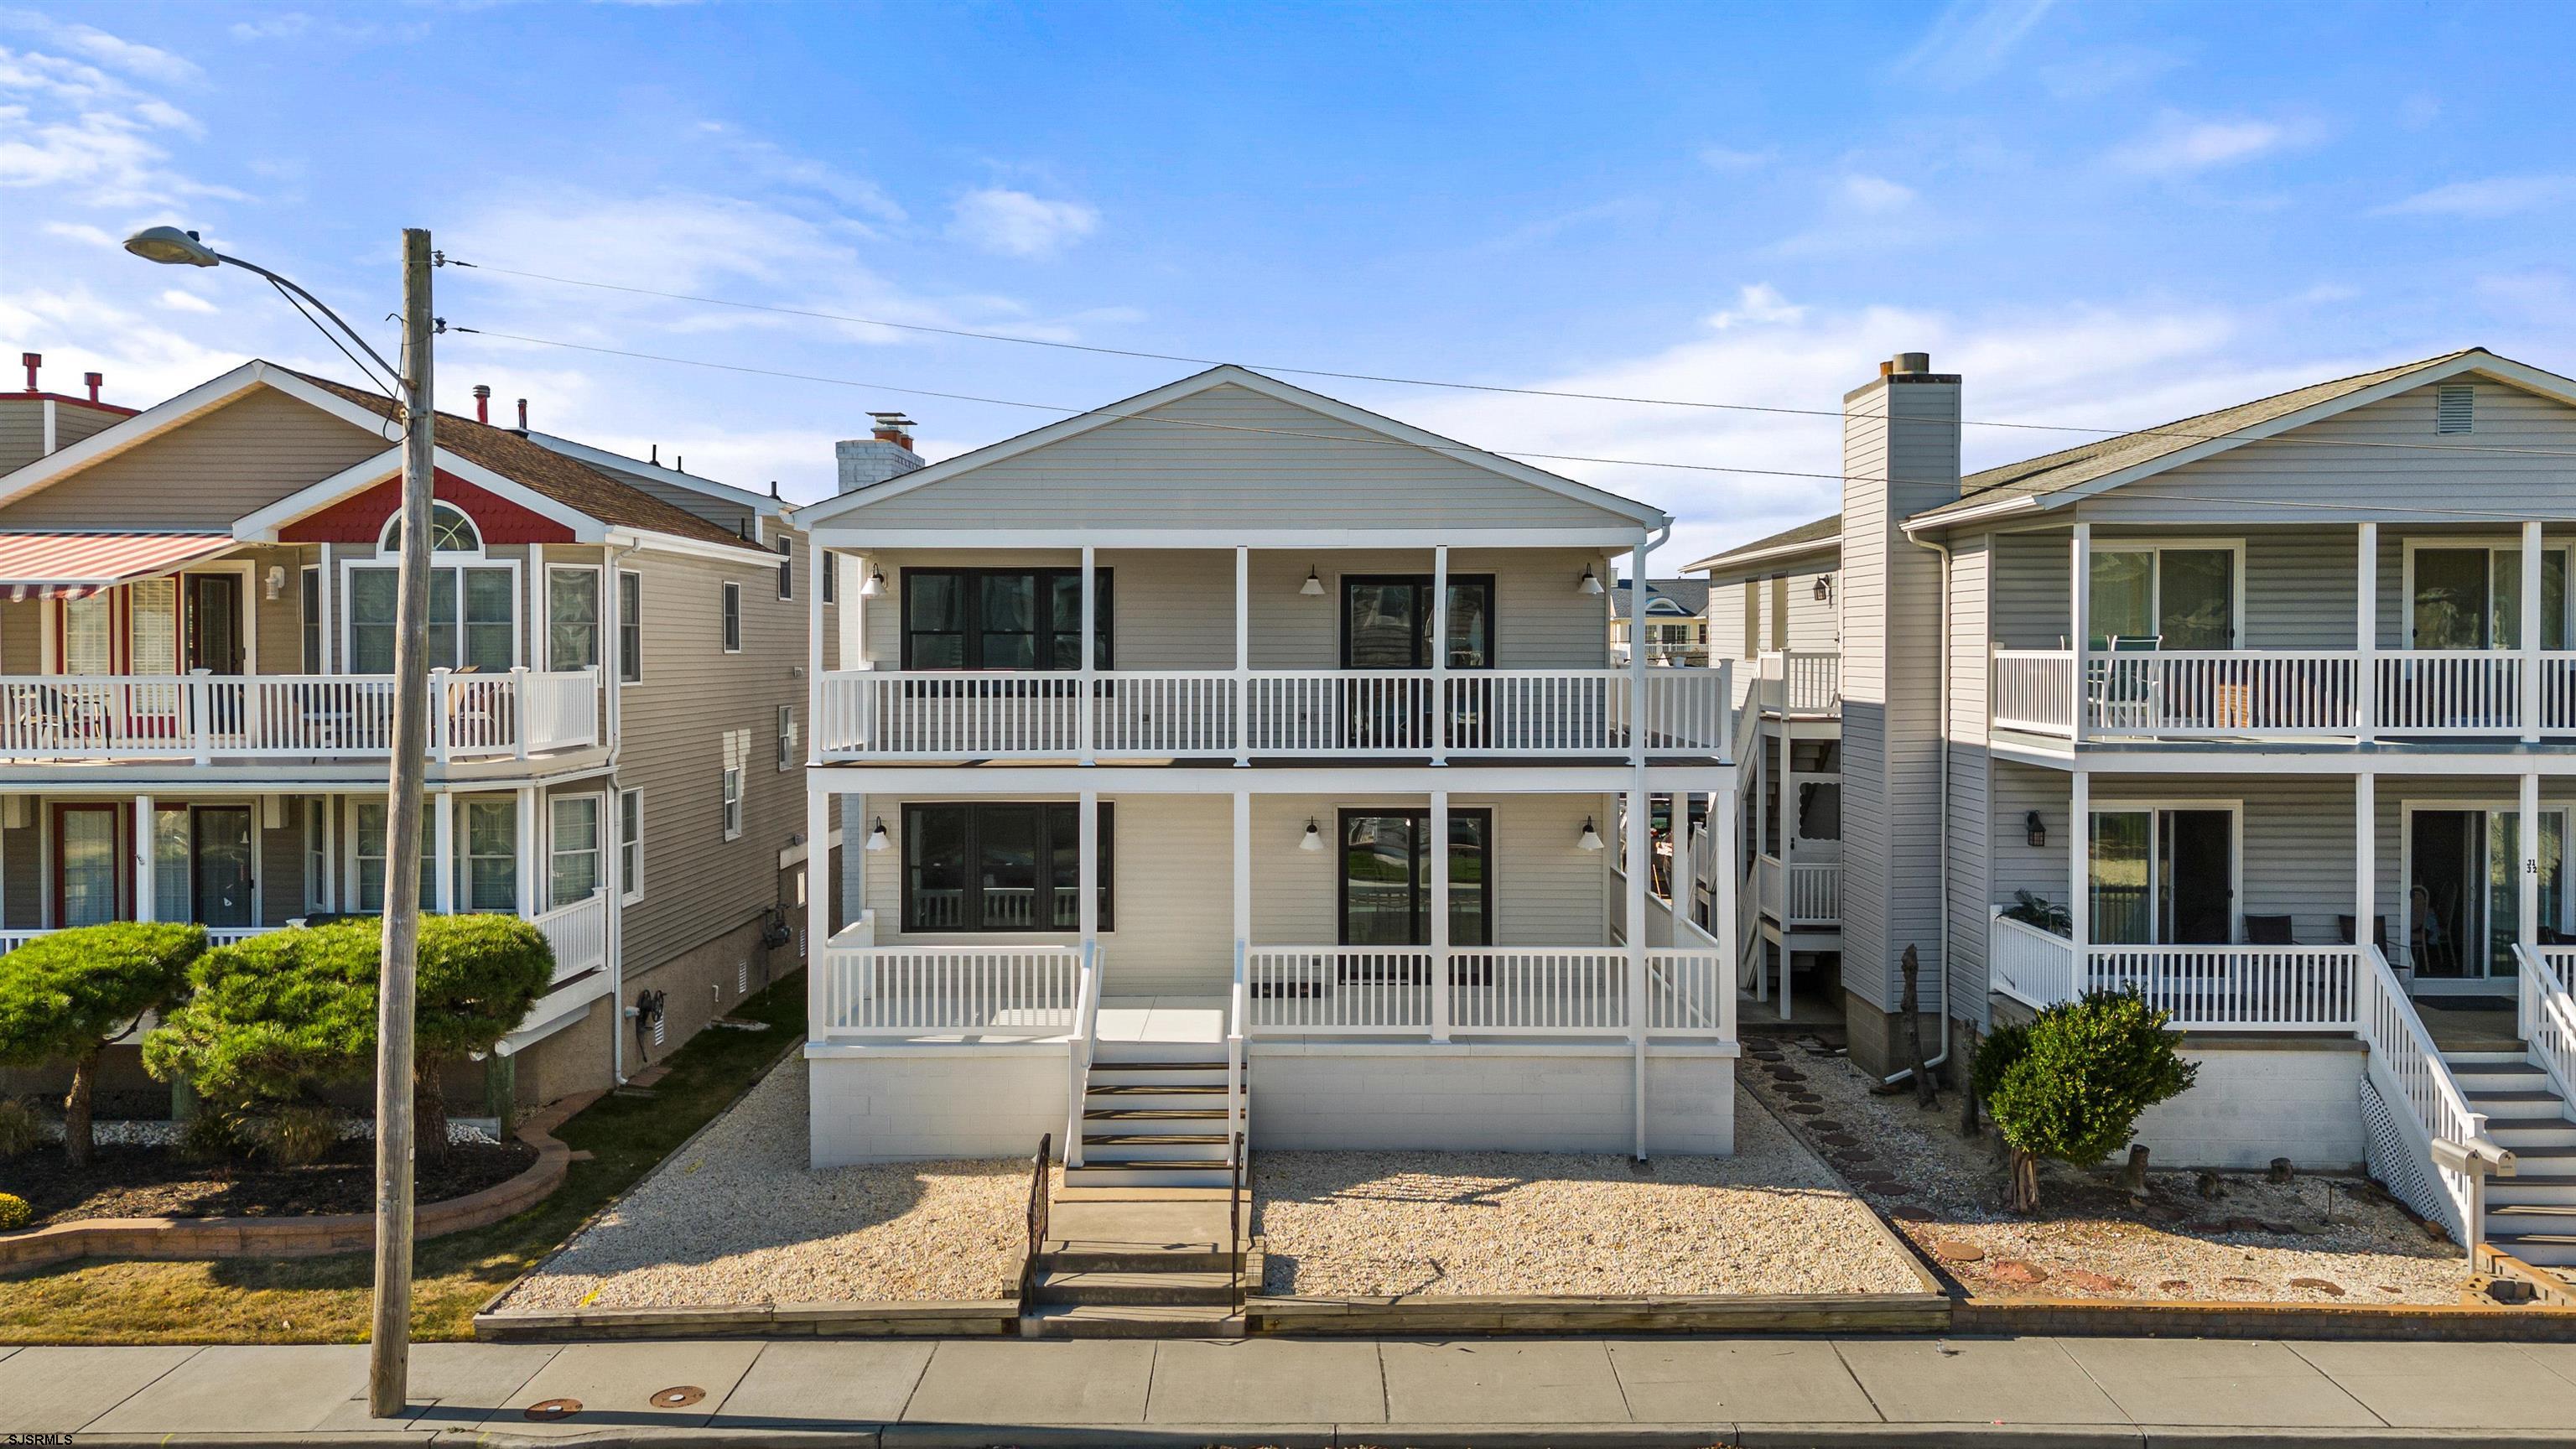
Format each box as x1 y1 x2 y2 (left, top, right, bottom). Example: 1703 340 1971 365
1022 1196 1255 1338
2445 1048 2576 1269
1065 1041 1242 1191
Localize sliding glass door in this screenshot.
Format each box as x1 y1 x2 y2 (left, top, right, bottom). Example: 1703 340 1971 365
2410 546 2571 649
1338 809 1490 947
2088 547 2238 651
2087 807 2236 946
2409 807 2568 982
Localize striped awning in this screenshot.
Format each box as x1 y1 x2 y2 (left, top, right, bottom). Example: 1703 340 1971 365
0 533 240 600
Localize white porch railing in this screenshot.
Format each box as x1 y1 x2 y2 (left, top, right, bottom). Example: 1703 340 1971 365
2376 652 2525 735
1649 917 1735 1039
2517 946 2576 1117
818 665 1732 761
530 893 608 983
2087 945 2360 1031
1992 650 2075 734
816 933 1083 1036
1754 854 1841 927
0 668 600 762
2088 652 2361 739
2547 654 2576 734
1244 943 1731 1040
1989 910 2078 1010
0 923 283 956
2358 944 2485 1245
1246 947 1432 1033
2536 944 2576 993
1753 651 1841 716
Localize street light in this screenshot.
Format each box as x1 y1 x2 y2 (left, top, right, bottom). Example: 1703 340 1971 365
127 225 435 1420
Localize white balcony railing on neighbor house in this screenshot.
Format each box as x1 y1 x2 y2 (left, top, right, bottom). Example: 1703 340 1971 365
0 667 600 763
0 924 280 957
1987 650 2576 740
814 919 1083 1036
1751 650 1841 716
1756 853 1840 927
531 893 609 984
815 665 1731 761
1244 940 1733 1040
1986 908 2360 1031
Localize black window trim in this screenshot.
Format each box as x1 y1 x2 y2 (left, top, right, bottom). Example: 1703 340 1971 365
1334 806 1494 948
901 800 1115 934
720 580 742 653
1338 573 1498 671
899 564 1114 672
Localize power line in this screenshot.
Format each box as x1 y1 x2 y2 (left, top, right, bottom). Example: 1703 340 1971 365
449 326 2576 520
443 259 2576 460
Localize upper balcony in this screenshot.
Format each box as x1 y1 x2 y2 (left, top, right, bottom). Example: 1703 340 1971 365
0 667 601 765
1748 649 1841 719
1995 648 2576 743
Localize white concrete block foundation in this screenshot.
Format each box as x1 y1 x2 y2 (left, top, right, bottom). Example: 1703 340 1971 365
1249 1042 1737 1155
2128 1035 2367 1171
808 1044 1068 1166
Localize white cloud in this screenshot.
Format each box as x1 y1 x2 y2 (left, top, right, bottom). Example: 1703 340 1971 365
0 34 236 207
1838 174 1916 213
0 284 251 407
2377 175 2576 219
948 187 1099 258
157 288 215 313
0 11 201 84
1698 145 1775 173
1895 0 2057 88
2109 113 2312 176
40 219 115 247
2035 46 2179 101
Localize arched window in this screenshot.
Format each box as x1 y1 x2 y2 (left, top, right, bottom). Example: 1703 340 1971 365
381 501 482 554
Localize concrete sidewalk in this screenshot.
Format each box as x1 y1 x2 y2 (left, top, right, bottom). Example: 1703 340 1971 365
1 1334 2572 1446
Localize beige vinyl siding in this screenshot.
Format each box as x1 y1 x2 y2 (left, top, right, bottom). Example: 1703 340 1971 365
52 405 122 453
0 597 36 672
0 387 385 530
1989 528 2072 649
1944 536 1992 1015
853 790 1618 996
2085 380 2576 523
610 538 808 971
841 383 1640 532
856 548 1612 672
0 401 44 475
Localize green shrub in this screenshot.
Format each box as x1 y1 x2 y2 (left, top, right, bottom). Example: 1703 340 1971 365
148 916 551 1163
1981 990 2198 1211
0 1096 41 1159
0 922 205 1166
254 1102 340 1167
175 1109 248 1166
0 1192 29 1232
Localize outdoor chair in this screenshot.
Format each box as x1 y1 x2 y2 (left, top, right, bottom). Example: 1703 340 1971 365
2243 914 2297 946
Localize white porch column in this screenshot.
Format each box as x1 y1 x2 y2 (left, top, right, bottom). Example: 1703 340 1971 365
2069 768 2090 969
514 785 537 917
319 543 335 673
1079 544 1097 766
1431 545 1450 766
1231 790 1250 992
1429 790 1451 1042
1782 721 1803 858
841 791 868 932
1670 789 1696 932
2521 771 2542 952
132 795 154 922
322 793 339 913
433 788 455 915
2355 771 2376 965
1625 782 1650 1159
2070 522 2091 745
806 785 831 1006
1233 546 1250 767
2355 522 2378 742
2521 521 2543 745
1628 543 1650 766
806 536 825 766
1716 779 1740 983
1078 789 1100 968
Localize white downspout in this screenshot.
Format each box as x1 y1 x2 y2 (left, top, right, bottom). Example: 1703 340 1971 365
1888 532 1952 1087
604 538 638 1086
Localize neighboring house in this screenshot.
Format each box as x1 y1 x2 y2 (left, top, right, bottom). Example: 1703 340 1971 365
795 366 1742 1183
1609 577 1713 667
0 355 137 474
1690 347 2576 1265
0 358 831 1109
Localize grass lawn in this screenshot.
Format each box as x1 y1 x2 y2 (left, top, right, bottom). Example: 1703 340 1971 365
0 971 807 1344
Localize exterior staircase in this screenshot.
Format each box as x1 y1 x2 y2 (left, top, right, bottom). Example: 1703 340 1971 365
1065 1040 1243 1190
1021 1218 1254 1337
2444 1046 2576 1269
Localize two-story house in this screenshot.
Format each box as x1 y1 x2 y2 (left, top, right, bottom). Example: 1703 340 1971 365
1694 347 2574 1266
1608 577 1713 667
0 358 830 1111
796 366 1742 1184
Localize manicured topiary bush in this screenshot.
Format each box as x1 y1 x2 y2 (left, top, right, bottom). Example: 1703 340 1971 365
146 915 552 1163
0 922 205 1166
1977 990 2198 1212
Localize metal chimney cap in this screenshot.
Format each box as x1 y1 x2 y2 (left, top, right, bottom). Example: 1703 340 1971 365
1890 351 1931 375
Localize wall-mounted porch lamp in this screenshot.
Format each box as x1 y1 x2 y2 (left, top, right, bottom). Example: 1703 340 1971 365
865 817 891 852
1299 817 1324 851
1814 574 1835 603
265 565 287 601
2025 810 2047 849
1577 818 1606 851
1578 564 1604 595
1300 567 1325 597
859 567 886 598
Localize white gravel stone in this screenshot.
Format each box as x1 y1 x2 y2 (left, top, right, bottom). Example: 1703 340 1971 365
1253 1097 1924 1296
498 1062 1036 1310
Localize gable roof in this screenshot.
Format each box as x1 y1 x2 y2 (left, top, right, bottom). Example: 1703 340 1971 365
1685 512 1842 574
297 375 765 551
1612 577 1711 616
796 363 1669 534
526 430 790 520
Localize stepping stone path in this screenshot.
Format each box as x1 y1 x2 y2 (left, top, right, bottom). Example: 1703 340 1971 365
1891 1207 1936 1223
1820 1132 1860 1148
1990 1259 2049 1286
2220 1276 2263 1291
2289 1277 2346 1296
2158 1279 2192 1292
1786 1103 1824 1115
1930 1239 1985 1264
2059 1269 2128 1292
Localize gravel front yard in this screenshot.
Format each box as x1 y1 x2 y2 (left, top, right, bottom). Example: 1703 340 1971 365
1742 1034 2468 1306
496 1062 1038 1311
1252 1096 1927 1297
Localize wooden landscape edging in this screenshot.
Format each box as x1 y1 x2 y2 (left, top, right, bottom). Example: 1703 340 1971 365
1954 1295 2576 1342
474 1295 1023 1341
0 1103 583 1275
1245 1290 1953 1336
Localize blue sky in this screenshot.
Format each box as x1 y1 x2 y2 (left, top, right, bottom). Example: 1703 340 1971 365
4 1 2572 565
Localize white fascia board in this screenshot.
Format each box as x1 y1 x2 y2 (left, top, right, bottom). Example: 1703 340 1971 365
794 363 1671 531
1684 538 1841 577
780 826 842 870
0 361 373 503
526 432 787 516
1905 352 2576 535
803 763 1729 794
1997 742 2576 776
805 527 1652 550
604 527 773 563
233 447 605 543
495 974 612 1055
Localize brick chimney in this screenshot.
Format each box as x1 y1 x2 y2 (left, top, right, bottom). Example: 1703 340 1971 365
835 413 924 493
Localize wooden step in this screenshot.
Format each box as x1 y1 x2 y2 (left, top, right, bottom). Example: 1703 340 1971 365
1084 1131 1232 1146
1084 1107 1230 1122
1086 1060 1228 1072
1031 1269 1238 1306
1088 1082 1227 1095
1021 1302 1244 1338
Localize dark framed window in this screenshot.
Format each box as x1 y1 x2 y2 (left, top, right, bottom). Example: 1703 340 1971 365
300 566 321 673
617 570 642 682
903 802 1114 933
1340 575 1496 669
901 567 1113 670
776 537 794 600
721 581 742 652
821 548 835 603
1337 808 1491 947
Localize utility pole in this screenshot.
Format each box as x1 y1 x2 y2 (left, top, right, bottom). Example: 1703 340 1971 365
369 226 436 1419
